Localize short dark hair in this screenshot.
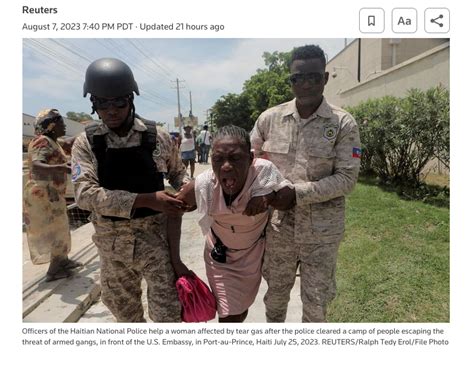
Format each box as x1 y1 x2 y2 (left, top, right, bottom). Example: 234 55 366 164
290 45 327 67
213 124 251 152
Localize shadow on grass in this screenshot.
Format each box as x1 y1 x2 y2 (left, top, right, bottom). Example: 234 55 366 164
358 174 450 208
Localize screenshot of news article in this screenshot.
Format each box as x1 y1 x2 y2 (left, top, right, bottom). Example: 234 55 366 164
3 0 471 364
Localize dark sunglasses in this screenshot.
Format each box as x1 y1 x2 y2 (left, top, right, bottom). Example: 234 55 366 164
93 97 129 110
289 72 325 85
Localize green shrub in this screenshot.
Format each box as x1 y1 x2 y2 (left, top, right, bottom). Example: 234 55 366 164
347 86 449 187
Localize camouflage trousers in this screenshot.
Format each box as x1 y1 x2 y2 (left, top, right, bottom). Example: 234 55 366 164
92 214 181 323
263 207 343 323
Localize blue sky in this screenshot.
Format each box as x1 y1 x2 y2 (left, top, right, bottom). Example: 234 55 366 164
23 38 348 131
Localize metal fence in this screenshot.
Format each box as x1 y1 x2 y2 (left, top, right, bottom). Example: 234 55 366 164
67 203 90 230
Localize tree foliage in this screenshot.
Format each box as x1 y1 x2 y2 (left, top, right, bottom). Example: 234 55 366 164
66 111 94 122
211 93 253 131
242 51 293 122
211 50 293 131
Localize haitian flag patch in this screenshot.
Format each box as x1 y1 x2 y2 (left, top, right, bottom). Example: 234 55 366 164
352 147 361 158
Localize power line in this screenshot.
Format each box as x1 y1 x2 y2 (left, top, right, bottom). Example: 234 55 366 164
136 39 176 77
126 39 174 79
24 39 191 113
24 39 84 76
49 39 92 63
95 39 177 105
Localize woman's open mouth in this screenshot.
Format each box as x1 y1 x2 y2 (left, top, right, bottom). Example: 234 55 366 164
221 177 237 192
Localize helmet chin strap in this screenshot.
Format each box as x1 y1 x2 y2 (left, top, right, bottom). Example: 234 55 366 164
90 96 97 115
129 94 136 122
130 100 136 124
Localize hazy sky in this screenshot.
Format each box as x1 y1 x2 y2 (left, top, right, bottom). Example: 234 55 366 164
23 38 349 131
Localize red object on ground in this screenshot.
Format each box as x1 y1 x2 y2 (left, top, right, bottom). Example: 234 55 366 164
176 273 217 322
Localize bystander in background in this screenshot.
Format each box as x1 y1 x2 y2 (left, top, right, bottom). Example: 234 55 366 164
181 124 196 179
198 125 212 164
23 109 82 282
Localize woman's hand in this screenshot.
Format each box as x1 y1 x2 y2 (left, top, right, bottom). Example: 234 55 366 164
243 192 275 216
172 260 193 278
269 186 296 210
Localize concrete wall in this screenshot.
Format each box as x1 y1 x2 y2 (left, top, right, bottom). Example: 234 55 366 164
327 39 396 98
380 38 447 70
325 42 449 108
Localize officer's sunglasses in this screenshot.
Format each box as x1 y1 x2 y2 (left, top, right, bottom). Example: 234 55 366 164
289 72 324 86
93 97 130 110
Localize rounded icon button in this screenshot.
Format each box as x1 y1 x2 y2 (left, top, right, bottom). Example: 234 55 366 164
360 8 385 33
392 8 417 33
425 8 450 33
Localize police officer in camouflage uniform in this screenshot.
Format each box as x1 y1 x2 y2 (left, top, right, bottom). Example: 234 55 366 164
71 58 190 322
250 45 361 322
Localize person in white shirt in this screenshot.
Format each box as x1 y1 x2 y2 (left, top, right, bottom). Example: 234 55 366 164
198 125 212 164
180 125 196 178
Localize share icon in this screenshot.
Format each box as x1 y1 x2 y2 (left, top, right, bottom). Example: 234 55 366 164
430 14 444 27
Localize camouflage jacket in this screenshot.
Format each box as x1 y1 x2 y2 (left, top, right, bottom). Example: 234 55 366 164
71 117 187 220
250 97 360 206
250 98 360 242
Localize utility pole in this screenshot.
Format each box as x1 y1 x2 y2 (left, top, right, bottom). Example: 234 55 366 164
189 91 193 117
171 78 185 134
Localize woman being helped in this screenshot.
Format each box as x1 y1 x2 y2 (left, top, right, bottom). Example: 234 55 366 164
177 125 292 322
23 109 82 281
180 124 196 179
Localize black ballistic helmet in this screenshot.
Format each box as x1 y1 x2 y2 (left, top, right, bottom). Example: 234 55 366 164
83 58 139 97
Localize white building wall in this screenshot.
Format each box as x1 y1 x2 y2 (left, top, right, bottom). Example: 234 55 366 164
325 42 449 108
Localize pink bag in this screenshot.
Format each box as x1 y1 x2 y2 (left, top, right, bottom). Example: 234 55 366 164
176 274 217 322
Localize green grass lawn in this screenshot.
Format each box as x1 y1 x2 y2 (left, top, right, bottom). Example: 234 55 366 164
326 180 449 322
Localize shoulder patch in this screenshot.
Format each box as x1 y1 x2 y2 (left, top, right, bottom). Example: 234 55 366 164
152 143 162 158
71 162 82 182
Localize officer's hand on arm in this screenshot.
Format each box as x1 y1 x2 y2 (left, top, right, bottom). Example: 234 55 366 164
134 191 188 216
175 181 197 212
270 186 296 210
243 192 275 216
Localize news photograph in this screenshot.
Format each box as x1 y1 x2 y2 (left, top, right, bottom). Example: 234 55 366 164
22 37 449 324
